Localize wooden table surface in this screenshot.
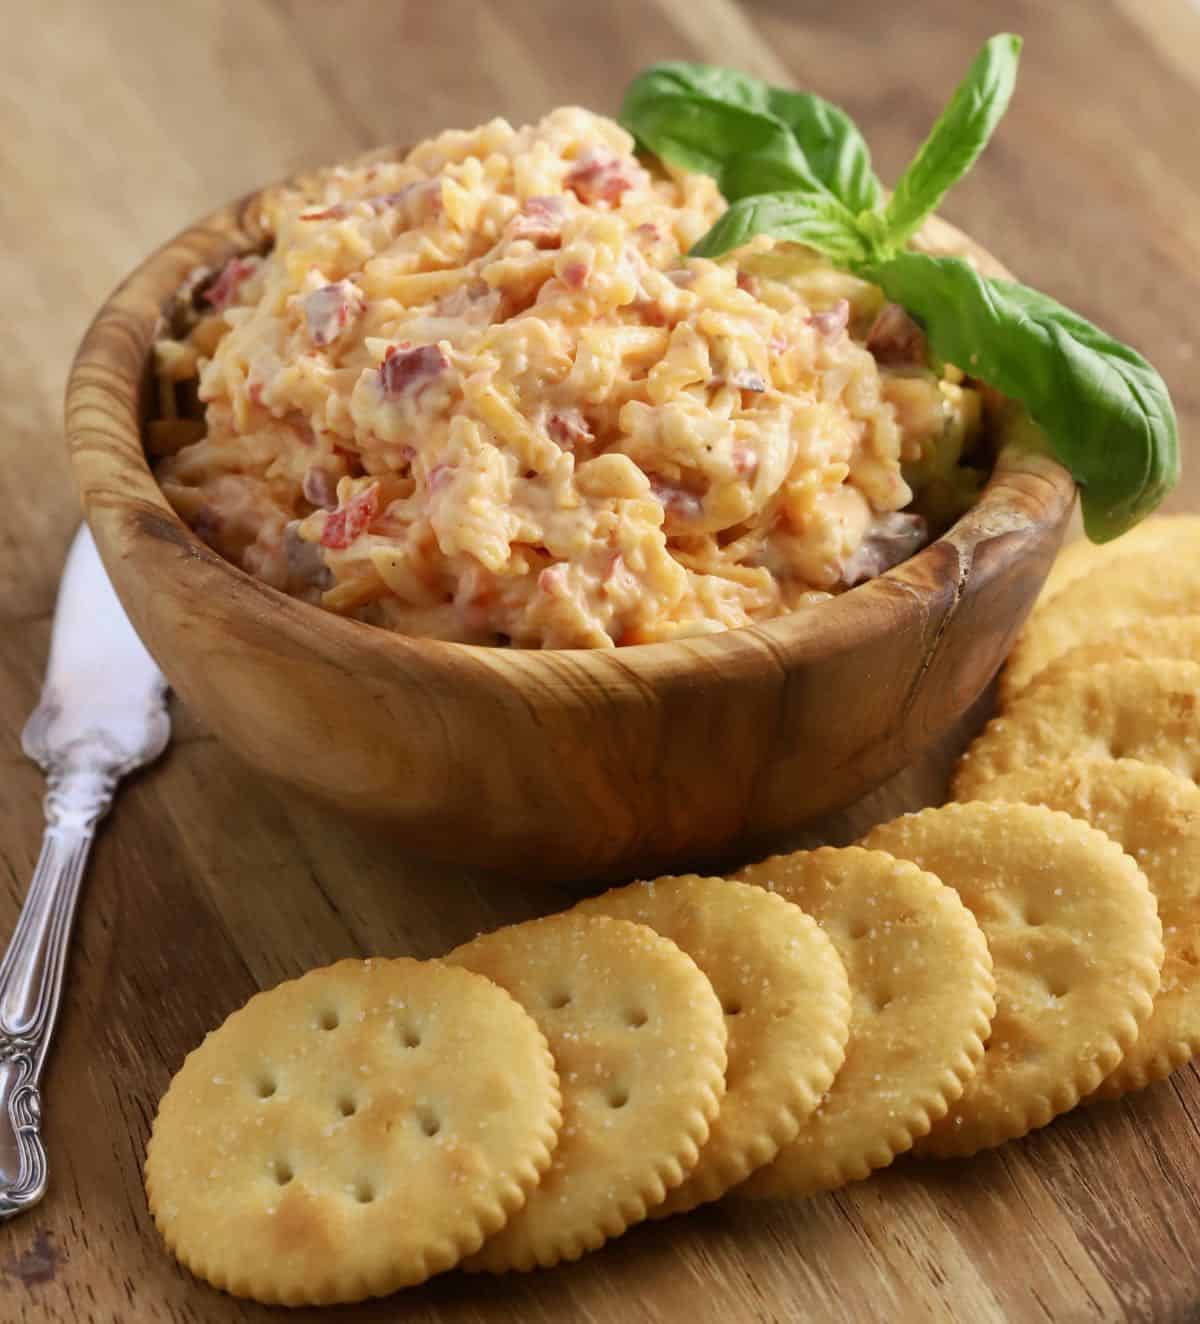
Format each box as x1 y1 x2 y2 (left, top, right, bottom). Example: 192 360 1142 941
4 2 1200 1320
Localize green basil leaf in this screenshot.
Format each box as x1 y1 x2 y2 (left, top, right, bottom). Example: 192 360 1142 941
882 34 1022 248
620 61 774 116
619 62 882 212
862 251 1179 539
759 89 882 213
690 192 868 262
620 69 820 201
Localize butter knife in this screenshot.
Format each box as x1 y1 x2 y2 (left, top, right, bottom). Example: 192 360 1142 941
0 525 170 1219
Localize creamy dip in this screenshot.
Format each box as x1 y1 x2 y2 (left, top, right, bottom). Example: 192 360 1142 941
153 107 983 647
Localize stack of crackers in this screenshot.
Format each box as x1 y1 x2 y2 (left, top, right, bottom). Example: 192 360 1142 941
143 516 1200 1306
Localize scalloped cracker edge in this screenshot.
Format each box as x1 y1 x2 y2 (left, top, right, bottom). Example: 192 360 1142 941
966 757 1200 1103
446 913 727 1271
956 658 1200 801
144 957 562 1305
1001 528 1200 704
574 875 851 1213
862 804 1162 1158
734 847 995 1195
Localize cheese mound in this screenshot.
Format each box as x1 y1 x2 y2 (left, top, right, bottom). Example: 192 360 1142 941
154 107 981 647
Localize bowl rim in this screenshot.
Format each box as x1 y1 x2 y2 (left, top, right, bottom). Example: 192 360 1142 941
65 176 1077 685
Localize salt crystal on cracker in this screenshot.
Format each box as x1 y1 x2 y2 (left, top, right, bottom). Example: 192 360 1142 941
956 659 1200 800
575 875 850 1213
144 958 561 1304
968 757 1200 1100
864 803 1162 1158
735 846 994 1196
447 912 726 1271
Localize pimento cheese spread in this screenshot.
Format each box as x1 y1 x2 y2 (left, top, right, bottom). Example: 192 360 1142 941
153 108 983 647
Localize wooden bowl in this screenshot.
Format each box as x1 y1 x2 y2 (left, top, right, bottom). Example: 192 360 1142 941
65 185 1075 883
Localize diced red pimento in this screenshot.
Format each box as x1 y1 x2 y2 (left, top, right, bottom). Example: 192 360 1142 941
565 148 643 206
732 445 759 477
841 512 929 585
511 196 567 247
204 257 256 311
303 280 365 347
301 203 349 222
379 344 448 400
456 566 500 629
603 552 638 595
435 282 499 320
302 466 339 510
809 299 850 339
538 564 568 595
320 483 379 549
633 299 667 327
290 415 316 447
388 180 443 223
651 479 705 522
300 181 443 225
547 408 592 451
736 271 759 296
867 303 926 364
561 261 588 290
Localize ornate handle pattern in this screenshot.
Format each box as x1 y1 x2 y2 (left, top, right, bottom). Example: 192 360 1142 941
0 765 110 1220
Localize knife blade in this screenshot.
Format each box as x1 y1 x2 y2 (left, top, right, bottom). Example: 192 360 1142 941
0 524 170 1219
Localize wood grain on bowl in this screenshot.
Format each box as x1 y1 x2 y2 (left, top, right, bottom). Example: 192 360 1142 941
66 185 1074 882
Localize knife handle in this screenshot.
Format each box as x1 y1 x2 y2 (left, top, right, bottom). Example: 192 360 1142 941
0 764 112 1220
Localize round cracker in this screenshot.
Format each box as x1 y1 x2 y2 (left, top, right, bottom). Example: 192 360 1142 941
734 848 995 1196
1035 516 1200 609
574 875 850 1212
1012 615 1200 702
1001 552 1200 703
862 803 1162 1157
144 958 562 1305
446 913 727 1270
955 659 1200 801
966 757 1200 1098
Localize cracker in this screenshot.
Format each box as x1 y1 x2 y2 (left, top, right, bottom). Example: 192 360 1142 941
966 757 1200 1098
862 803 1162 1157
955 659 1200 802
734 848 994 1196
574 875 850 1212
446 913 727 1270
1001 553 1200 703
1036 516 1200 608
1010 616 1200 700
144 958 562 1305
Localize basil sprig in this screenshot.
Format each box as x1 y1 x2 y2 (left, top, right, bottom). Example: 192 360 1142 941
621 61 881 212
619 36 1179 541
881 35 1021 247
